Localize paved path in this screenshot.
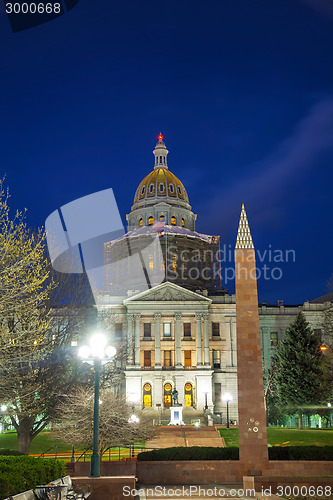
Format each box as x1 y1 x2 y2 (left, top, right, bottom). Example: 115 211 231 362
146 426 224 449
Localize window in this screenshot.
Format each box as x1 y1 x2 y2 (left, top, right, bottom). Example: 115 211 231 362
171 216 176 225
270 332 278 347
159 183 164 192
149 183 154 193
143 383 152 407
184 350 191 367
149 254 154 270
164 383 172 407
148 216 153 225
159 214 165 221
178 186 182 195
185 383 193 407
172 254 177 272
115 323 122 337
169 184 174 193
183 323 191 337
214 383 221 403
213 349 221 368
159 156 163 164
141 186 145 195
212 323 220 337
139 218 143 227
164 350 172 367
144 350 151 367
144 323 151 338
163 323 171 337
182 218 185 227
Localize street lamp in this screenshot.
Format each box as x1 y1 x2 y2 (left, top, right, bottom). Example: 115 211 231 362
222 393 232 429
78 332 116 478
204 392 208 410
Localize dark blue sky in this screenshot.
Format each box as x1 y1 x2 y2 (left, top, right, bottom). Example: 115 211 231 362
1 0 333 304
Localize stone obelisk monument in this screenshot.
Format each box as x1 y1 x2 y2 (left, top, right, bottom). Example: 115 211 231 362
235 204 268 473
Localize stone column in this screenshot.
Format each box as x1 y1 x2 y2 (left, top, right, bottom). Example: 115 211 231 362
203 313 210 365
126 314 134 366
196 313 202 366
154 313 161 368
134 313 141 367
175 312 182 367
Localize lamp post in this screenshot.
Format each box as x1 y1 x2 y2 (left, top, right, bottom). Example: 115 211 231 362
222 393 232 428
204 392 208 410
78 333 116 478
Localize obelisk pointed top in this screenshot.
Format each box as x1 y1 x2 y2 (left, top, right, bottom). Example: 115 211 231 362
235 203 254 249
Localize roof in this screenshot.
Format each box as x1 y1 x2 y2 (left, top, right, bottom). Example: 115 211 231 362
310 293 333 304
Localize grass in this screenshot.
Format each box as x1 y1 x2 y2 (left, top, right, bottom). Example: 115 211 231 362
218 427 333 447
0 430 84 455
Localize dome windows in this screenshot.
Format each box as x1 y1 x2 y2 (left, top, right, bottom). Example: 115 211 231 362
159 183 164 192
160 215 165 222
169 184 174 193
171 216 176 225
141 186 145 195
149 183 154 193
182 218 185 227
148 216 154 225
178 186 182 195
139 218 143 227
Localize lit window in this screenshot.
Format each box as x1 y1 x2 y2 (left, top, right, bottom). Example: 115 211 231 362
164 350 172 367
184 323 191 337
144 351 151 367
139 218 143 227
148 216 153 225
184 350 191 367
169 184 174 193
143 383 152 407
182 218 185 227
149 183 154 193
270 332 278 347
159 215 165 221
163 323 171 337
178 186 182 195
172 254 177 272
171 216 176 225
159 183 164 192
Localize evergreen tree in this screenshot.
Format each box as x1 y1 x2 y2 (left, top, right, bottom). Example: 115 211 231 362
274 312 323 429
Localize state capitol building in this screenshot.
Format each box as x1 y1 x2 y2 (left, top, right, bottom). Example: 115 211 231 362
95 135 332 423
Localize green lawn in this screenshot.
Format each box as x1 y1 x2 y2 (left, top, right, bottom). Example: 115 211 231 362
219 428 333 447
0 430 84 455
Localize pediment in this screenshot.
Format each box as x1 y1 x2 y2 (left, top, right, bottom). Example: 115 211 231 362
124 282 211 303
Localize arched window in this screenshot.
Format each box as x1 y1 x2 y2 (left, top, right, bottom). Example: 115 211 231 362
143 383 152 407
182 218 185 227
164 383 172 407
169 184 174 193
159 215 165 221
139 218 143 227
178 186 182 195
141 186 145 195
159 183 164 192
149 183 154 193
185 383 193 407
148 216 153 225
160 156 163 164
171 216 176 225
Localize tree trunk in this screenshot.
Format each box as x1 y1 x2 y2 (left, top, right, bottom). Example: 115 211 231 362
298 413 303 429
17 428 33 455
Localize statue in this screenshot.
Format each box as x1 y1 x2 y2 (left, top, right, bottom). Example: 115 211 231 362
171 388 179 405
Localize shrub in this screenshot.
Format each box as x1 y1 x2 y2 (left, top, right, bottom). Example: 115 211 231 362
269 446 333 461
137 446 239 461
137 446 333 462
0 456 66 500
0 448 24 456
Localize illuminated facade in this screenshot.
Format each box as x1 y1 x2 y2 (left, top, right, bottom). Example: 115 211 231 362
98 136 332 422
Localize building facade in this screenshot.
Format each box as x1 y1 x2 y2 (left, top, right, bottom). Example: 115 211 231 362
97 136 332 423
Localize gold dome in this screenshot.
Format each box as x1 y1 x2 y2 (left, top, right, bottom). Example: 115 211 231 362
134 168 189 204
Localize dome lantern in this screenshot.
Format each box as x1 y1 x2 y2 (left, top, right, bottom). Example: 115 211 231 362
153 133 169 169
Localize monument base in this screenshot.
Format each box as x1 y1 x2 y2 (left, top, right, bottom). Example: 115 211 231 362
168 406 184 425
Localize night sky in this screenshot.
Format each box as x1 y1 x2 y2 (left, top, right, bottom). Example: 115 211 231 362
1 0 333 304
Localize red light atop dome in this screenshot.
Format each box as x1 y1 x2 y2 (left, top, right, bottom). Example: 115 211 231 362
158 133 163 141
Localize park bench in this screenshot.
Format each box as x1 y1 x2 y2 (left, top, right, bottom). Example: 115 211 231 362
48 475 91 499
6 491 36 500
